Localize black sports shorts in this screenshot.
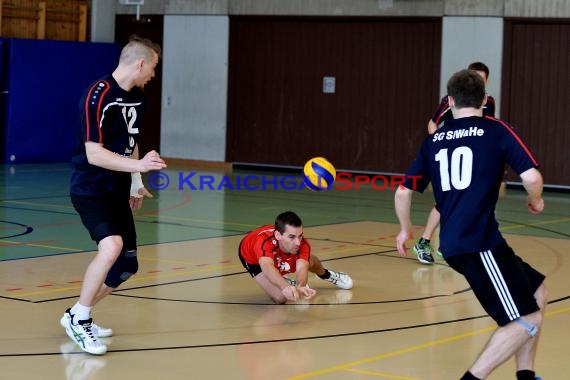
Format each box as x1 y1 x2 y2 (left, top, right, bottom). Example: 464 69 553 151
70 194 136 249
238 242 262 277
445 241 545 326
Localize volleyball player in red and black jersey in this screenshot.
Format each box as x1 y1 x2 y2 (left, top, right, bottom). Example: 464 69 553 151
395 70 546 380
62 36 167 355
239 211 353 304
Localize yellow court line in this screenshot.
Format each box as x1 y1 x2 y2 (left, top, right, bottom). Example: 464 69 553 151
2 199 259 229
499 217 570 232
2 200 74 209
138 256 201 265
132 263 243 282
138 244 380 272
287 327 495 379
287 306 570 380
6 198 568 235
344 368 420 379
134 213 260 229
545 306 570 317
0 239 79 252
9 244 378 298
7 262 244 298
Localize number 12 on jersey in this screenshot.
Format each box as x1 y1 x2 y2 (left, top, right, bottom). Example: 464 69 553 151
435 147 473 191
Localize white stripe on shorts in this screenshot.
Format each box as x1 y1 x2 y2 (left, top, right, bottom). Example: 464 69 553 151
480 250 520 321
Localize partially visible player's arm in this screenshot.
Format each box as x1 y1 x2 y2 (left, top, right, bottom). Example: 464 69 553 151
427 120 438 134
294 259 316 299
394 186 414 256
427 96 449 134
520 168 544 214
132 144 140 160
131 145 153 197
295 259 310 287
85 142 166 173
130 144 155 209
259 257 293 291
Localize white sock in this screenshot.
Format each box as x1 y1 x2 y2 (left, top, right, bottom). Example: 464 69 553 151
70 302 92 324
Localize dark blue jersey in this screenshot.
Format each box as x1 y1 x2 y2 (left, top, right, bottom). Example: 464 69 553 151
403 116 538 257
431 95 495 127
70 74 146 199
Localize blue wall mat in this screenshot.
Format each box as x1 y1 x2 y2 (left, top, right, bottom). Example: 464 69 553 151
0 39 7 162
4 39 120 163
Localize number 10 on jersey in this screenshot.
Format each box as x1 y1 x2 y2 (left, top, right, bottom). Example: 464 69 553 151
435 147 473 191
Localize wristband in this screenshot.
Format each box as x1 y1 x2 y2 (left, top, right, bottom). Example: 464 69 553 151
131 172 144 198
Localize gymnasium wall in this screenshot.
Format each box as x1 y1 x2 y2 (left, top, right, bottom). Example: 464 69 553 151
112 0 570 19
501 19 570 187
1 39 120 163
226 17 441 173
160 15 229 162
90 1 570 186
440 17 503 116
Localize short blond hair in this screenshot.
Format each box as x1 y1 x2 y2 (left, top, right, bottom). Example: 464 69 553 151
119 35 161 64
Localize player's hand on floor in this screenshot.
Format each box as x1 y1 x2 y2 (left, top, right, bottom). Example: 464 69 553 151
281 285 299 301
297 285 316 300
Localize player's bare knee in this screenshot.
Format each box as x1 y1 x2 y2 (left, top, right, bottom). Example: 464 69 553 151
100 234 123 248
99 237 123 260
535 283 548 309
98 251 121 268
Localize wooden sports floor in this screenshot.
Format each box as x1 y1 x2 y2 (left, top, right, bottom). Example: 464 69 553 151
1 163 569 380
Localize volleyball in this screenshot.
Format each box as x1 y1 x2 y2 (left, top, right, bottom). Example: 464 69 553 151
302 157 336 191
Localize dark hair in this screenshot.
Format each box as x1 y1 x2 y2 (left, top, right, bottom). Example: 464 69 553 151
467 61 490 79
274 211 303 233
447 69 486 109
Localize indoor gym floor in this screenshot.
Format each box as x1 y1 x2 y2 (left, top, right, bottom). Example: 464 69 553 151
0 163 569 380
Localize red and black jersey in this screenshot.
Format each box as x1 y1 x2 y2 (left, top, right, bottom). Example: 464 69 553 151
239 225 311 276
70 74 146 199
431 94 496 127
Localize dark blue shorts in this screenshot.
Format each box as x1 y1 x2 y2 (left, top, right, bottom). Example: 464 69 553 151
445 241 545 326
70 194 136 250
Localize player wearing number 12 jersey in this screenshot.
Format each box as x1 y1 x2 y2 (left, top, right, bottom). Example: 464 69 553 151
70 73 145 197
63 36 166 355
394 70 546 380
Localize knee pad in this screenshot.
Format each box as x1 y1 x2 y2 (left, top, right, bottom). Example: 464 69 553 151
105 249 139 288
515 317 539 337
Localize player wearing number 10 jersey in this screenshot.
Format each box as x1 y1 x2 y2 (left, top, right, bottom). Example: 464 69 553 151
406 113 538 256
400 100 538 257
395 70 546 380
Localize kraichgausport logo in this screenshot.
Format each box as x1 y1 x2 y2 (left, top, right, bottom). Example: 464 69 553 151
145 172 422 191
